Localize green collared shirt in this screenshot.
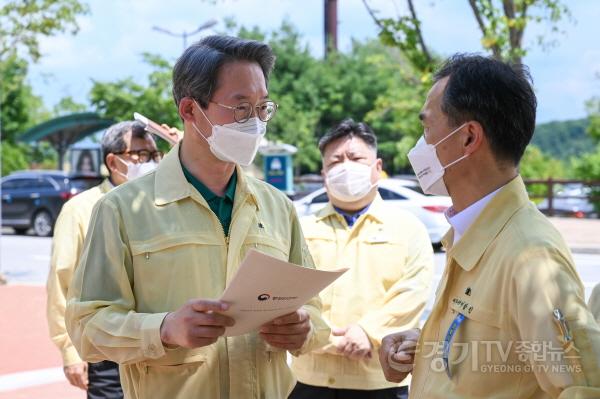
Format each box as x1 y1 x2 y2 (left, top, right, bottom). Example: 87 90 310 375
181 163 237 236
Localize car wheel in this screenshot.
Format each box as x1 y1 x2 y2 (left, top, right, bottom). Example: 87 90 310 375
13 227 28 235
33 210 53 237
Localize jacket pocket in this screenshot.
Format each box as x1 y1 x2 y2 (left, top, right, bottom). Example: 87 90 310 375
243 233 290 261
129 233 225 312
139 345 220 398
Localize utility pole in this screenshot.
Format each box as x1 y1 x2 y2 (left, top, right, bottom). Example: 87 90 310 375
324 0 338 57
153 19 218 50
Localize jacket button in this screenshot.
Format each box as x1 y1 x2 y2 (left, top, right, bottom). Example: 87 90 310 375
328 377 335 385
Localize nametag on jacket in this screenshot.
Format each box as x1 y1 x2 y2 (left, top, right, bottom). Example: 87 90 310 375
366 234 389 244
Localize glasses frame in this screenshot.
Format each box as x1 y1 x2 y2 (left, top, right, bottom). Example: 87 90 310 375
114 150 163 163
210 100 278 123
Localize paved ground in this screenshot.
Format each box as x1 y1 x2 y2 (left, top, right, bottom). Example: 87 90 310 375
1 216 599 398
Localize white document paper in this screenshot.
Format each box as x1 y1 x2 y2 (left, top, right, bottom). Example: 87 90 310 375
219 249 348 337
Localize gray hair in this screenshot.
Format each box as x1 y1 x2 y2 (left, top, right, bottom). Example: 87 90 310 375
101 121 148 169
172 35 276 108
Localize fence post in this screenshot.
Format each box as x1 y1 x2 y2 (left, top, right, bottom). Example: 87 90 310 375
548 178 555 217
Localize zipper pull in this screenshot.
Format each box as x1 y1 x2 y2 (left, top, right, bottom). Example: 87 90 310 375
145 252 150 260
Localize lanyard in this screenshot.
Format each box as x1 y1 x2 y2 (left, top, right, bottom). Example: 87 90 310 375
443 312 465 379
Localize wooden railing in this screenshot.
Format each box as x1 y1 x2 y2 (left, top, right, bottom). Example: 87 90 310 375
524 179 600 217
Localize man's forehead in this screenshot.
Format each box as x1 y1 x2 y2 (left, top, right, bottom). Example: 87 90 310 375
326 136 373 157
216 61 268 99
420 77 448 121
129 135 156 150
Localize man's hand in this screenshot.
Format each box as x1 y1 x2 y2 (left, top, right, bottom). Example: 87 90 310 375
379 328 420 383
260 309 311 351
63 362 88 390
332 324 372 359
160 299 234 348
160 123 183 144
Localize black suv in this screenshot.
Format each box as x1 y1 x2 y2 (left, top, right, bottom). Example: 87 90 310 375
1 170 103 236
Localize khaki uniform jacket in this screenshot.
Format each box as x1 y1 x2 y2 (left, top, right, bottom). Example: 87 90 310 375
66 144 330 399
588 284 600 324
409 176 600 398
292 196 434 390
46 179 112 366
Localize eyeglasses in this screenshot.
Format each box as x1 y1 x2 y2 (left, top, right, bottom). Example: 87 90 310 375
114 150 163 163
210 100 278 123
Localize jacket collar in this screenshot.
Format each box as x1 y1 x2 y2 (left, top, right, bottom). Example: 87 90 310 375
316 193 386 225
154 142 258 209
443 175 529 271
99 179 113 194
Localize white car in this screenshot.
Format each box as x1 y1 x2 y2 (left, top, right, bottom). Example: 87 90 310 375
293 178 452 246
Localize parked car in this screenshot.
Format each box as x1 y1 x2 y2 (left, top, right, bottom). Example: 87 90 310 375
293 178 452 246
537 184 597 218
1 170 103 236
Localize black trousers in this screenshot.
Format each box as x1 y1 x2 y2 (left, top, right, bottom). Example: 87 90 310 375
289 382 409 399
87 360 123 399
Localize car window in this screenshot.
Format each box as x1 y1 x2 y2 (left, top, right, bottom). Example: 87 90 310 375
1 179 22 190
379 187 407 200
37 178 55 189
311 192 329 204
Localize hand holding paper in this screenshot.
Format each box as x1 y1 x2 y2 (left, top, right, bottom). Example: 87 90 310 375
259 309 311 351
219 249 347 337
160 299 235 349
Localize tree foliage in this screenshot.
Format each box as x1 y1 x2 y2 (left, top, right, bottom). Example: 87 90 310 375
532 118 594 161
0 0 89 62
89 22 425 174
1 0 88 175
362 0 571 69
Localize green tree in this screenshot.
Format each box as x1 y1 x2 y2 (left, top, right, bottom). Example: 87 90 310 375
89 53 182 152
1 0 89 175
362 0 571 70
0 54 52 175
573 95 600 213
519 145 565 199
532 118 593 161
0 0 89 62
53 96 87 116
585 97 600 142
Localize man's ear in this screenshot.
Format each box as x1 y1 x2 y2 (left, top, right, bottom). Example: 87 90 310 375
464 121 484 156
375 158 383 173
105 153 117 174
179 97 197 122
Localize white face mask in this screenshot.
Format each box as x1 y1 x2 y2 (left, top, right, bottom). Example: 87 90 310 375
326 161 377 203
115 157 158 181
407 123 468 196
192 101 266 166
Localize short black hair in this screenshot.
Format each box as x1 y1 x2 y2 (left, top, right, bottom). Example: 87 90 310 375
172 35 276 108
433 54 537 165
318 118 377 155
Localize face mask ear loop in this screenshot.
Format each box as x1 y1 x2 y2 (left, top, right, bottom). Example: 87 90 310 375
193 100 215 128
433 122 468 148
191 100 215 145
442 153 469 170
113 156 130 181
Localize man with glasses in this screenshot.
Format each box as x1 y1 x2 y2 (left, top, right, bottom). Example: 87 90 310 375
47 120 167 399
66 35 329 399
